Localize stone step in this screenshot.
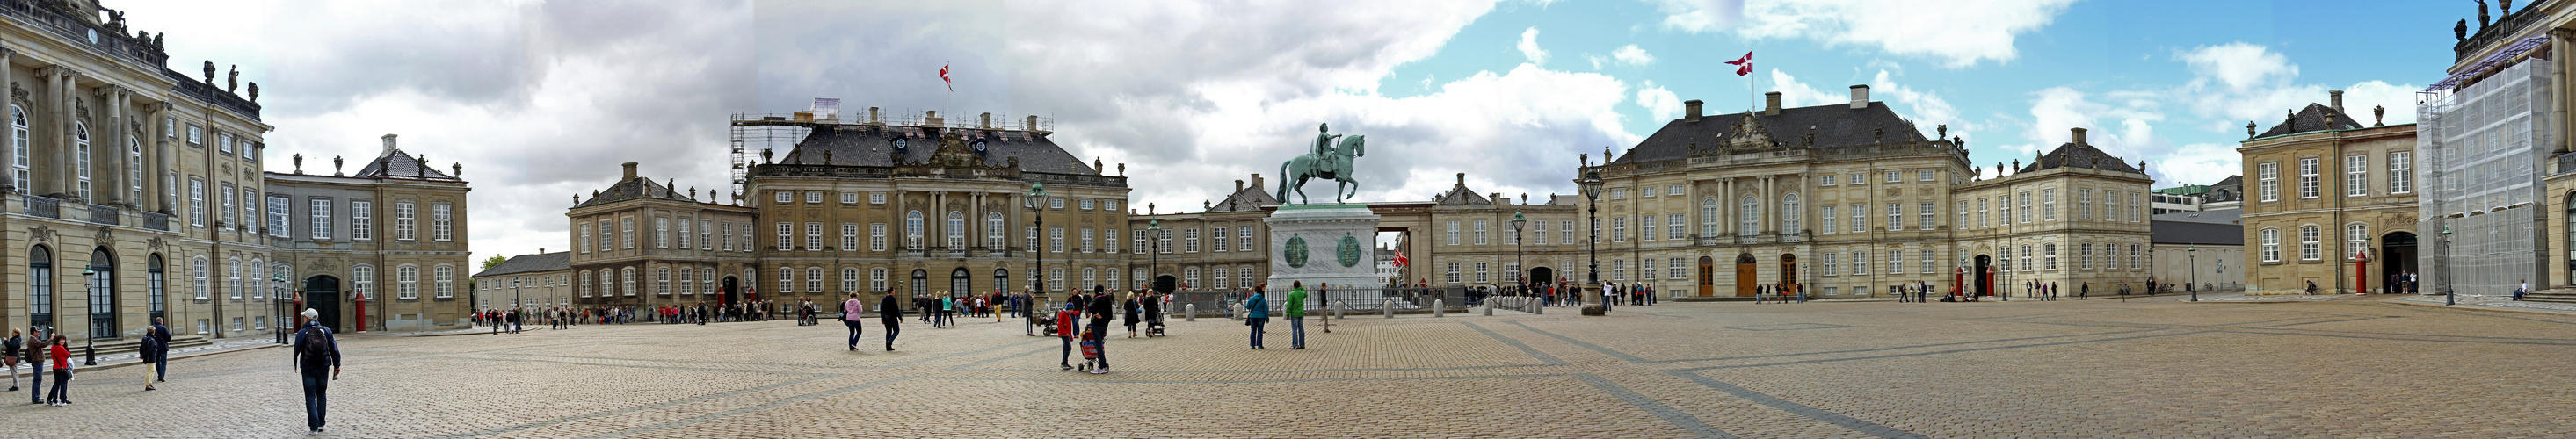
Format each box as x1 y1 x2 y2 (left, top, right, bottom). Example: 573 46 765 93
2518 290 2576 304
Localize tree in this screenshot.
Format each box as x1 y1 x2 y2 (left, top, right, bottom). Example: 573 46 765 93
482 255 508 271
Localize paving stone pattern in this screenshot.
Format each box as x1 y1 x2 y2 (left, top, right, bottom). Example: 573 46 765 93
16 296 2576 437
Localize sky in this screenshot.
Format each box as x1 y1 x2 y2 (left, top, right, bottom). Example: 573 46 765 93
115 0 2468 266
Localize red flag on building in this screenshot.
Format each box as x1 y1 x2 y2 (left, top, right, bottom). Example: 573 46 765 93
1723 52 1752 76
940 64 953 91
1392 249 1409 268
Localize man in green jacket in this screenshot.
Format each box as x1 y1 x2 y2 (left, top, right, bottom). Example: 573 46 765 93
1285 282 1310 349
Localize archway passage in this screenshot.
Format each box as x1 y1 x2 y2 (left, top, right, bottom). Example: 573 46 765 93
305 276 343 333
1974 255 1994 297
1696 256 1713 297
950 268 971 298
721 276 740 306
2382 232 2418 293
1734 254 1757 297
1529 267 1556 291
88 247 116 340
1154 275 1177 293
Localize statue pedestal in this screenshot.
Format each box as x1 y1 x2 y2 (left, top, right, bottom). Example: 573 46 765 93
1264 205 1382 309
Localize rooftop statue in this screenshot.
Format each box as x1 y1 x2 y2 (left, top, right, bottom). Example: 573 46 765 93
1278 123 1367 205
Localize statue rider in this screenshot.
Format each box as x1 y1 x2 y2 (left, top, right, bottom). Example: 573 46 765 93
1312 123 1342 167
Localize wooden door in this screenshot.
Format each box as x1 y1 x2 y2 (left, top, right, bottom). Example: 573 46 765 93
1697 256 1714 296
1733 254 1756 297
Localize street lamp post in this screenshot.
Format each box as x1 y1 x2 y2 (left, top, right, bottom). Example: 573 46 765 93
81 268 96 365
512 277 524 315
1576 154 1605 313
2188 245 2198 302
273 274 287 344
1148 220 1163 294
1026 183 1050 294
1511 211 1526 293
2442 225 2455 306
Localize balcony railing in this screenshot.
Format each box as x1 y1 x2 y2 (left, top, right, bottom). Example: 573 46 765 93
24 195 58 218
85 204 117 226
141 211 168 231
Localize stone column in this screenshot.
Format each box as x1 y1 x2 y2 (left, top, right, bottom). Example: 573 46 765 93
97 85 124 205
1760 176 1774 235
1718 178 1731 237
35 65 73 198
0 47 13 192
147 102 171 213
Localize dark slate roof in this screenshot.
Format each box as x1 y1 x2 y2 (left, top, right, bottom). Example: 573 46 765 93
353 148 460 180
2254 104 2365 139
778 125 1096 175
2213 175 2243 187
577 176 695 208
1433 176 1491 205
2017 141 2142 174
1615 102 1928 165
2152 220 2243 245
472 252 571 277
1211 180 1281 212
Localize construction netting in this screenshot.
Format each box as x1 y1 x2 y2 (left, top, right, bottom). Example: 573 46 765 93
2417 57 2551 296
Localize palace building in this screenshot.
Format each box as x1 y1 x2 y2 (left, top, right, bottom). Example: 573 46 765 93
2236 91 2418 295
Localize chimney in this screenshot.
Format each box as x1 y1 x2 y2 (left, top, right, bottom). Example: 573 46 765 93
1684 99 1703 122
868 107 881 123
1026 115 1040 131
925 111 943 126
381 133 398 153
1764 92 1782 115
1251 173 1263 191
2071 127 2088 146
1455 172 1466 186
979 112 992 128
1235 179 1244 193
1849 85 1870 109
1491 193 1502 205
621 162 638 181
2329 90 2344 113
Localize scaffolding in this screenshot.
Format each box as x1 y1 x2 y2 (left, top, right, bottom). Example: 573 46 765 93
2416 56 2552 297
729 114 812 202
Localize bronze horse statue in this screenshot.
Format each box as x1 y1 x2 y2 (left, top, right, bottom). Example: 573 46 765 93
1278 134 1365 205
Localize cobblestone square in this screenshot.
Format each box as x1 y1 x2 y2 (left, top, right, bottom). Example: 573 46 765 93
22 296 2576 438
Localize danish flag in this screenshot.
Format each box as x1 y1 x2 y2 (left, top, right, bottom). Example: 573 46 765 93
1392 249 1409 268
939 64 953 91
1723 51 1752 76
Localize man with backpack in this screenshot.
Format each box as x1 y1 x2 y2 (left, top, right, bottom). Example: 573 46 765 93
293 309 341 435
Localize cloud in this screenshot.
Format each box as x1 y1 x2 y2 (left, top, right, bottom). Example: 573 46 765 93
1644 0 1743 33
1518 27 1549 65
1731 0 2078 68
1867 69 1964 139
127 0 756 265
2175 42 2420 134
1767 68 1838 108
1636 80 1682 122
1611 44 1655 66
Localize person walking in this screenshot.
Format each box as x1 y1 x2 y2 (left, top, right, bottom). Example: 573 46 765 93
841 293 867 351
1122 292 1143 338
293 309 342 435
1245 284 1270 349
42 334 69 406
1285 282 1309 349
877 288 903 351
1085 286 1114 373
144 318 171 391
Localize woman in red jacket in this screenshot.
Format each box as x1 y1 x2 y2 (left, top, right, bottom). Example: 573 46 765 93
45 335 69 406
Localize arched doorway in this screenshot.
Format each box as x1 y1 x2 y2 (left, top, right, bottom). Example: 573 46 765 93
1154 275 1177 293
950 268 970 299
1528 267 1556 291
2383 232 2418 293
304 276 343 332
911 270 928 298
1778 254 1798 297
88 247 116 340
720 276 739 305
1695 256 1713 297
1973 255 1994 297
1734 254 1757 297
993 269 1010 294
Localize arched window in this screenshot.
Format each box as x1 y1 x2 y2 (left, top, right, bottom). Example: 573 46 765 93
911 269 928 298
127 136 141 203
904 211 924 249
1738 196 1759 236
2346 223 2369 260
2260 228 2281 262
808 267 824 292
657 267 671 295
227 257 243 299
678 266 695 295
248 258 265 299
148 255 165 320
579 270 593 297
29 246 51 327
434 264 454 299
841 267 859 292
994 269 1010 292
779 266 795 295
1781 193 1803 234
947 211 966 249
8 105 26 194
2299 226 2321 261
395 264 419 299
620 268 636 296
871 267 888 292
985 212 1005 250
352 265 374 299
72 122 90 199
1700 198 1719 237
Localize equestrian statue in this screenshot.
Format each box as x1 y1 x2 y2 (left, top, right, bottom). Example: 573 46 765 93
1278 123 1366 205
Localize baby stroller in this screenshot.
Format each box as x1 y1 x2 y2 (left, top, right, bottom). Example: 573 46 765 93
1078 329 1104 373
1038 314 1061 336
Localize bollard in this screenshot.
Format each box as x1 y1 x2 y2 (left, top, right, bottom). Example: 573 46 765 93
84 340 97 366
1434 299 1445 318
1484 301 1494 316
1383 299 1395 319
1186 304 1196 321
1335 300 1346 319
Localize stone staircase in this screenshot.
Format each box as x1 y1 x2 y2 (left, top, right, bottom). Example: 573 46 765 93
2519 288 2576 304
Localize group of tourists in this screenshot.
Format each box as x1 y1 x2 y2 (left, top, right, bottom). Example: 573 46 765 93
5 318 176 408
